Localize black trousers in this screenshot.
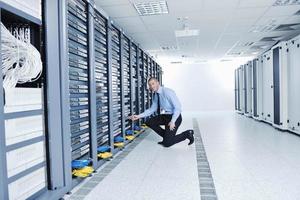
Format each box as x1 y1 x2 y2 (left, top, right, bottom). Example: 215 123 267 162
146 114 188 147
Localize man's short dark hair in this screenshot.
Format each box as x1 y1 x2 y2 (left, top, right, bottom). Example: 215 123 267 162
148 77 159 83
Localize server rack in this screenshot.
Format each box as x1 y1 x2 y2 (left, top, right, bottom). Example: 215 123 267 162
110 25 123 140
138 49 145 121
245 61 253 117
261 50 274 124
0 3 47 200
143 53 150 110
131 43 140 126
122 35 132 133
238 66 244 113
67 0 92 165
94 10 110 152
234 69 238 111
287 36 300 134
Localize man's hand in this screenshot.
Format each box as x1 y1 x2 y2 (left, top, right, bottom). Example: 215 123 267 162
168 122 176 131
128 115 140 121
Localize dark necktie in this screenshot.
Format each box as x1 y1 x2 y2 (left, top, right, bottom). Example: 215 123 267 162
157 93 161 115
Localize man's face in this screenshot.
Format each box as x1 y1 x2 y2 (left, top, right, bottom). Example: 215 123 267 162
148 79 159 92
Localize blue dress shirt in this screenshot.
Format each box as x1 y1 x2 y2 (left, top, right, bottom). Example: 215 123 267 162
138 86 182 123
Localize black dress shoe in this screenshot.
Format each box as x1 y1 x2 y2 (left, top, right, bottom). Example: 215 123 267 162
157 141 164 145
186 130 194 145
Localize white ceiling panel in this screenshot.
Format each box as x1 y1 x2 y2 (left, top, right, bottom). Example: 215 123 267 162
263 5 300 17
95 0 129 6
238 0 275 8
100 4 138 18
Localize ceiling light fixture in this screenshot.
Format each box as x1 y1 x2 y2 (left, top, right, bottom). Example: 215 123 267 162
273 0 300 6
134 1 169 16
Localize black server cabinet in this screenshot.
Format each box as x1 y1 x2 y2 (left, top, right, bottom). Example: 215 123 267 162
143 53 150 109
252 59 258 117
67 0 91 162
131 43 140 126
110 25 123 139
138 49 145 116
273 47 280 125
94 10 110 148
122 36 132 132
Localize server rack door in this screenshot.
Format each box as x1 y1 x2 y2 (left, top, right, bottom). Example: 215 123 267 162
287 38 300 131
238 67 244 112
273 47 280 125
262 51 274 123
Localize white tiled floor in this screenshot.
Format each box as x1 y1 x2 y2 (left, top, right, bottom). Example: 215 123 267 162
74 111 300 200
194 111 300 200
84 119 200 200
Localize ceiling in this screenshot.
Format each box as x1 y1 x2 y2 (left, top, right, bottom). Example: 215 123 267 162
95 0 300 65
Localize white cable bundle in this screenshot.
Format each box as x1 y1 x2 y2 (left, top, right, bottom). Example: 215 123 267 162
1 22 43 91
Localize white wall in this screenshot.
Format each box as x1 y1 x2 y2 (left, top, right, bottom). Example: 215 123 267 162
161 61 244 112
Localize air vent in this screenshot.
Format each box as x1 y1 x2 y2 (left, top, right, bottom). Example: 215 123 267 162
133 1 169 16
274 23 300 31
249 19 277 33
273 0 300 6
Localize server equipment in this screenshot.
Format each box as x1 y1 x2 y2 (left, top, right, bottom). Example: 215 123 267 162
94 10 110 151
261 50 274 124
138 49 145 122
252 58 263 120
271 41 288 130
122 35 132 133
287 35 300 134
110 25 123 141
245 61 253 117
131 43 140 126
237 66 244 114
234 69 239 111
67 0 92 165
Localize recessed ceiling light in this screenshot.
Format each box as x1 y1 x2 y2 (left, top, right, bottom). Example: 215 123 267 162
175 29 199 37
134 1 169 16
273 0 300 6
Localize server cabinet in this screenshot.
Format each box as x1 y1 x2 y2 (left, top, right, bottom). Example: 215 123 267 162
261 50 274 124
122 35 132 132
287 35 300 134
271 42 288 130
143 53 150 110
110 25 123 141
234 69 239 111
0 3 47 200
238 66 244 113
94 10 110 151
252 58 263 120
131 43 140 126
138 49 145 119
245 61 253 116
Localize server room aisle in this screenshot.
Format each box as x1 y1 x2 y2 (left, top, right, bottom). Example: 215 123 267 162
66 119 200 200
196 111 300 200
